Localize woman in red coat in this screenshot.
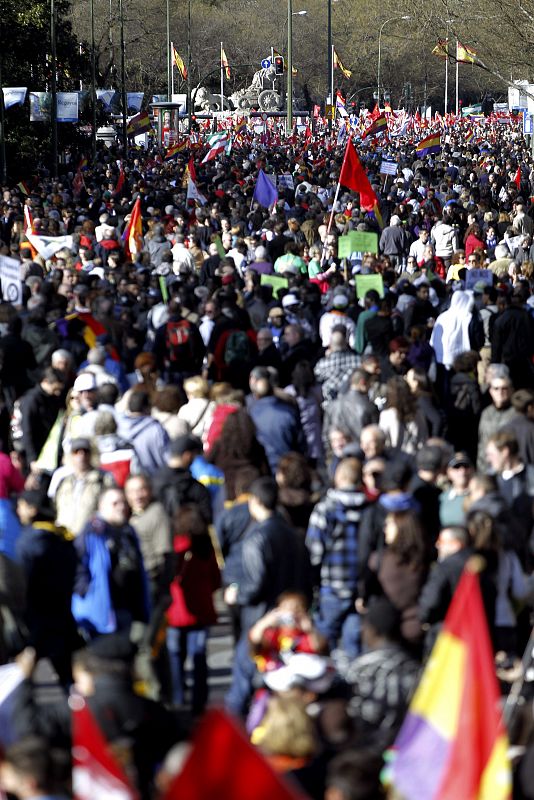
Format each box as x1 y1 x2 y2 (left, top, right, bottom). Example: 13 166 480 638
166 506 220 714
464 223 486 259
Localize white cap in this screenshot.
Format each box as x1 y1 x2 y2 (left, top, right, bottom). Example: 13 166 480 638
73 372 98 392
282 293 299 308
332 293 349 309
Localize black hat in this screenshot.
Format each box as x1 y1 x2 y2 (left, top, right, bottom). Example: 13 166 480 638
447 451 473 469
416 445 443 473
169 434 203 457
70 437 92 453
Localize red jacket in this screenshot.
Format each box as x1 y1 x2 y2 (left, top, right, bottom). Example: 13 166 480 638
167 534 220 628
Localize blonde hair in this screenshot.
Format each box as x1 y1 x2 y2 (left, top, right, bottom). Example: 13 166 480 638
257 697 317 759
183 375 209 399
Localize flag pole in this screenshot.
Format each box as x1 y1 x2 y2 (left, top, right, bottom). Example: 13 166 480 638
320 137 350 266
170 41 175 99
455 40 459 116
220 42 224 113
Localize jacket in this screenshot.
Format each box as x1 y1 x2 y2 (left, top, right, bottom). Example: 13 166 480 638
215 499 251 587
431 220 459 258
117 413 169 475
239 512 312 629
151 464 213 523
54 469 115 536
248 395 307 473
166 533 220 627
20 385 63 464
323 390 379 450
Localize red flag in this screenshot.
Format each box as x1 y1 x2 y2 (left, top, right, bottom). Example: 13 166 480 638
187 156 197 183
114 166 125 195
370 102 380 120
514 166 522 189
163 709 306 800
339 138 379 211
71 696 139 800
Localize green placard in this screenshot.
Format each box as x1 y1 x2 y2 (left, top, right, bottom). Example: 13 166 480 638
159 275 169 303
355 273 384 299
338 231 379 258
214 235 226 259
260 274 289 298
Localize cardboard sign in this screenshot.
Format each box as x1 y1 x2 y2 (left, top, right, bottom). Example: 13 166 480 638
465 268 493 290
260 274 288 297
338 231 379 258
355 273 384 299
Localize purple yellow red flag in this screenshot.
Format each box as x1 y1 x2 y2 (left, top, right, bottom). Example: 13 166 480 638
362 113 388 140
416 132 442 156
389 567 511 800
165 139 188 160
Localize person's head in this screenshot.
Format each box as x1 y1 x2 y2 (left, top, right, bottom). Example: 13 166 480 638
40 366 65 397
446 452 474 491
257 696 317 761
405 367 431 396
183 375 210 400
249 366 273 398
0 736 68 799
275 452 312 491
385 375 417 422
267 306 285 329
329 427 352 458
466 509 500 553
275 591 310 623
256 327 274 352
349 368 370 395
325 749 385 800
73 372 98 411
334 457 362 491
466 473 497 507
388 336 409 369
248 476 278 521
16 489 52 526
168 434 203 469
69 437 93 475
98 487 129 527
486 429 521 473
283 323 303 349
415 445 444 481
383 510 426 564
124 474 153 513
362 457 386 495
436 526 470 562
361 353 381 377
512 388 534 420
359 425 386 460
128 389 151 416
329 327 349 352
489 375 513 409
51 348 75 374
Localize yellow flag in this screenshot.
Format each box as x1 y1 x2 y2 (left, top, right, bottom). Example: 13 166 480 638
432 39 450 59
333 48 352 79
456 41 476 63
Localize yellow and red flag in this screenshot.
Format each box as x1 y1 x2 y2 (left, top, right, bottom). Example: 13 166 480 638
122 197 143 260
221 46 231 79
173 47 188 80
333 48 352 79
389 566 511 800
457 41 477 63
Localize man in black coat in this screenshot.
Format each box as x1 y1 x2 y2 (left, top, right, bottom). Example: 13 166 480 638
19 367 65 468
491 286 534 389
152 435 212 524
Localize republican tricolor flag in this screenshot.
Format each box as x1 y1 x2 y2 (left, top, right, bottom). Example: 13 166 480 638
165 139 188 160
416 132 441 156
362 113 388 140
389 566 511 800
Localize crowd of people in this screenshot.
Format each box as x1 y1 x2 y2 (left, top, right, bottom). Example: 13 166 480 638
0 114 534 798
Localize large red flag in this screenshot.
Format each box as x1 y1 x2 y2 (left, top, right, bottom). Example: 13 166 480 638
71 696 139 800
514 166 522 189
163 709 306 800
339 138 379 212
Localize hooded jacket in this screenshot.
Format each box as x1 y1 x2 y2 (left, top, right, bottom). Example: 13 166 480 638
117 413 169 475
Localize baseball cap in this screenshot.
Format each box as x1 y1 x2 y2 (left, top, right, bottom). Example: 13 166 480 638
332 293 349 309
447 451 473 469
70 437 92 453
169 434 203 457
282 293 299 308
73 373 98 392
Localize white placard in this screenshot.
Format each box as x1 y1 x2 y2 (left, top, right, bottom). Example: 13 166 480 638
0 256 22 306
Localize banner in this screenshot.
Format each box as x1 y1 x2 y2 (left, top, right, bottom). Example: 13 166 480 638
29 92 51 122
25 234 73 260
96 89 115 109
57 92 79 122
127 92 144 112
0 257 23 306
2 88 27 109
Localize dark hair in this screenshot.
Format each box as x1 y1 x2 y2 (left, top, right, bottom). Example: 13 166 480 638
387 510 427 566
3 737 69 794
488 429 519 456
389 336 410 353
41 366 65 385
250 476 278 511
291 360 316 398
276 452 312 491
466 510 500 553
385 376 417 423
97 382 120 407
128 389 150 414
326 750 386 800
452 350 479 373
153 385 186 413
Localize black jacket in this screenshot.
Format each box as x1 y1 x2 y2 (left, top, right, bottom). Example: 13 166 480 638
152 465 212 523
20 384 63 463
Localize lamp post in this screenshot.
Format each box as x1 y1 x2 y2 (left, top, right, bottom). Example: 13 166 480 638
166 0 171 101
377 15 411 108
327 0 332 132
286 6 306 133
90 0 97 160
119 0 127 152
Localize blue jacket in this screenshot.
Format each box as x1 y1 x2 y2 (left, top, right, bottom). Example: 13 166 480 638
248 395 306 473
117 413 169 475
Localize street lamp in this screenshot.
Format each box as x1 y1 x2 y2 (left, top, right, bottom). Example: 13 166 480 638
287 5 306 131
377 15 411 108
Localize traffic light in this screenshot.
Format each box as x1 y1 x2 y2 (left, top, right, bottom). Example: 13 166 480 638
274 56 284 75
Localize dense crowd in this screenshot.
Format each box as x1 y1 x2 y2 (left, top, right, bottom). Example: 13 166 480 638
0 117 534 798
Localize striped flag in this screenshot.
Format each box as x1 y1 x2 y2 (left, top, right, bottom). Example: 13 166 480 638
388 567 511 800
333 48 352 79
16 181 30 196
173 46 188 80
432 39 450 59
126 110 151 138
221 46 231 79
415 132 441 156
201 132 231 163
362 113 388 139
165 139 188 160
335 90 348 119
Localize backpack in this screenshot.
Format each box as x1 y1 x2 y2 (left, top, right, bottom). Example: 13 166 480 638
165 319 193 364
224 330 251 365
